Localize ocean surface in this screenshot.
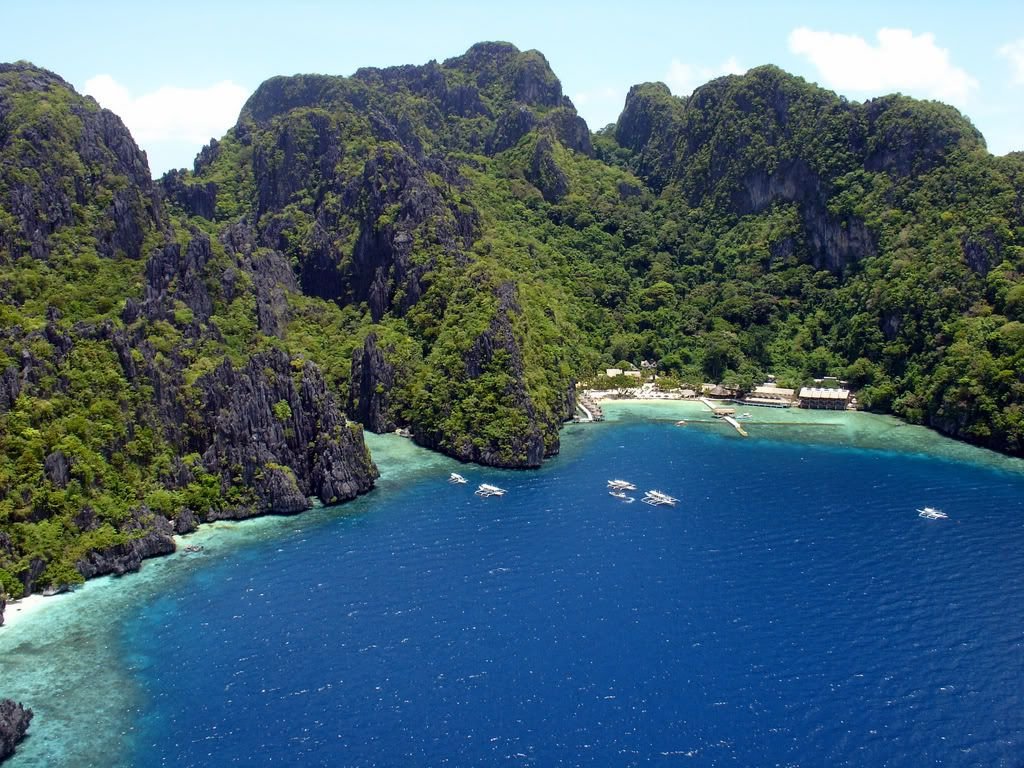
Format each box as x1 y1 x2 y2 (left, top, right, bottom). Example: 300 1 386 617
2 403 1023 767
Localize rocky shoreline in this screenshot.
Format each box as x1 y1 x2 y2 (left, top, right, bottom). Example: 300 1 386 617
0 482 366 629
0 700 32 763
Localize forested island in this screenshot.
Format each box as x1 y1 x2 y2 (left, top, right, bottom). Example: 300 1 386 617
1 42 1022 609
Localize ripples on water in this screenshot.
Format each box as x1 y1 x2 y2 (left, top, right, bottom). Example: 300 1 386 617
4 415 1024 766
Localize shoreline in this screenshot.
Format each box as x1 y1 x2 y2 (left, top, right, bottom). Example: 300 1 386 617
2 406 1023 767
5 404 1024 635
0 432 449 637
593 394 701 405
591 396 1024 474
1 592 67 631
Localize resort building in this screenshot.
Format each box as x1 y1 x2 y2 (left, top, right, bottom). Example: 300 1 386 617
605 367 643 379
743 384 796 407
798 387 851 410
701 383 736 398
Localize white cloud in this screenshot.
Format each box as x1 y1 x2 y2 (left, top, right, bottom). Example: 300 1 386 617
82 75 249 172
664 56 744 96
788 27 977 106
998 39 1024 85
571 85 628 129
572 85 622 109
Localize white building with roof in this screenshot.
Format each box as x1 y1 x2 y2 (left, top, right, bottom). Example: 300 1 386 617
798 387 851 410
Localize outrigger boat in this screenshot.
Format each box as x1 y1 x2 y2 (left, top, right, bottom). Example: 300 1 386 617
475 483 506 497
642 490 678 506
609 489 635 503
449 472 468 484
917 506 948 519
607 479 637 491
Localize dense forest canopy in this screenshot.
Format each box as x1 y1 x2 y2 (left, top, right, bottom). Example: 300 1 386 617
0 42 1022 600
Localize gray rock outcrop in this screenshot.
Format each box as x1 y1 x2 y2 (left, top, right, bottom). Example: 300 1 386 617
0 699 32 762
348 333 398 433
75 507 177 580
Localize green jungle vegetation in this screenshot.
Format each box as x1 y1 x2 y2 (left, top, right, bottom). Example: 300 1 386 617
1 42 1023 596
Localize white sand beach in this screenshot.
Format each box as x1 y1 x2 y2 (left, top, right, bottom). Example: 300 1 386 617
1 591 69 630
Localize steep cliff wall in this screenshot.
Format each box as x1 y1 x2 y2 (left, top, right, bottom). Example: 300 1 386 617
0 64 378 598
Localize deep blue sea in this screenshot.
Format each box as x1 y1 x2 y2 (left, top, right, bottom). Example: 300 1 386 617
109 413 1024 767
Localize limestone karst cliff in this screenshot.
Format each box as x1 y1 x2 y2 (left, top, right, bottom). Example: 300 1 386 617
1 43 1023 602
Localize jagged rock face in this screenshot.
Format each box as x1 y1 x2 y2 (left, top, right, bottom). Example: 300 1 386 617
733 159 876 273
540 108 593 157
141 230 215 323
414 281 550 468
863 95 985 177
615 67 992 278
0 366 20 412
244 103 478 321
121 222 377 520
804 209 875 274
160 169 217 220
444 42 563 108
191 348 377 514
43 449 70 488
340 146 466 321
0 597 5 627
528 135 569 202
615 82 684 189
181 44 591 471
242 42 589 161
253 109 341 218
72 505 97 532
276 139 475 321
0 62 162 262
461 283 545 467
960 228 1001 276
488 106 539 154
0 62 386 599
348 333 398 432
18 558 46 598
0 699 33 761
219 221 297 338
76 507 176 579
489 105 594 156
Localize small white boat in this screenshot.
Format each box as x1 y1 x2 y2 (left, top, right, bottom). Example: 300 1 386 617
607 479 637 491
475 483 506 497
642 490 678 506
449 472 467 484
917 506 948 519
609 490 635 503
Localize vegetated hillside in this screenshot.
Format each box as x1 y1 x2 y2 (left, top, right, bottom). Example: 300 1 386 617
168 42 598 468
610 67 1024 451
0 62 376 605
1 43 1023 604
175 45 1021 459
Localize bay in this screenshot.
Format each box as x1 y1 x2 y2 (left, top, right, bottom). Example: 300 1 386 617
2 404 1023 766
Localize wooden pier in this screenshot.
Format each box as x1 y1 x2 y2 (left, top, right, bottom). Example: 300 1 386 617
699 396 747 436
576 392 604 422
722 415 748 437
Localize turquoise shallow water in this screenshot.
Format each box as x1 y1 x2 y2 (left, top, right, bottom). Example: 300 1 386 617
2 411 1023 766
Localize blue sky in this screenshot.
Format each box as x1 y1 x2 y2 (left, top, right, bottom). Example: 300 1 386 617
3 0 1023 175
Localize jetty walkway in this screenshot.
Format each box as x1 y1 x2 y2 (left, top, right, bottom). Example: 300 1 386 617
576 392 604 422
698 396 747 437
